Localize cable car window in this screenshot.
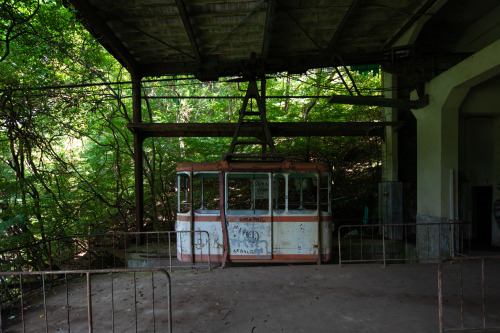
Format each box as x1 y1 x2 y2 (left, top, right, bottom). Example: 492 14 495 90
288 174 317 211
320 174 331 213
193 173 220 213
177 173 190 213
273 174 286 213
227 173 269 214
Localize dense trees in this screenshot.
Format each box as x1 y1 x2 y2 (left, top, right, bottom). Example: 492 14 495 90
1 1 382 254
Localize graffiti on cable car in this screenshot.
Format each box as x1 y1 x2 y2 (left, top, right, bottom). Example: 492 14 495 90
229 224 271 256
194 236 209 250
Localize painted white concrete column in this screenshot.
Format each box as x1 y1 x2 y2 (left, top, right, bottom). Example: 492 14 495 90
412 38 500 223
381 72 398 182
411 38 500 255
379 72 403 238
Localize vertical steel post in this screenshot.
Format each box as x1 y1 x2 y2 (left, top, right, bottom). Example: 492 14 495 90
382 226 386 267
65 274 70 332
42 274 48 333
132 72 144 238
482 258 486 328
190 170 194 265
261 78 267 154
219 172 229 267
317 172 322 265
450 169 455 257
111 272 115 332
438 261 444 333
133 272 138 333
20 275 25 333
460 261 464 328
338 229 342 267
86 272 93 333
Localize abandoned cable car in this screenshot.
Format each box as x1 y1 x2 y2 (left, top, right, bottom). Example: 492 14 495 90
176 161 333 264
175 77 333 265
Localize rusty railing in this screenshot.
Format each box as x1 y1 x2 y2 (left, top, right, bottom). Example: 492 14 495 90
0 230 213 274
337 220 470 266
0 268 172 333
438 256 500 333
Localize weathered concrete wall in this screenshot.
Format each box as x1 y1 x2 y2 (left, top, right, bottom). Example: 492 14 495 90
460 76 500 246
412 38 500 252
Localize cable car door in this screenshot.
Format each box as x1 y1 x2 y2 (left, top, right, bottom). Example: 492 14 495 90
225 172 272 260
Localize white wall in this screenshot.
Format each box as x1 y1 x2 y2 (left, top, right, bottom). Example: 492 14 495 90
412 38 500 246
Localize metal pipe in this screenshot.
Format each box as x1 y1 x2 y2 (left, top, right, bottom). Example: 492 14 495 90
382 225 386 267
43 274 48 333
482 258 486 328
338 227 342 267
134 272 138 333
220 172 229 268
65 274 70 332
86 272 93 333
21 275 25 333
190 170 195 265
132 72 144 237
460 261 464 328
438 260 444 333
317 172 322 265
111 272 115 332
151 271 156 332
450 169 455 257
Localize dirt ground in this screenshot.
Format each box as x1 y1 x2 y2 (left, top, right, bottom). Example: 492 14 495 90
2 260 500 333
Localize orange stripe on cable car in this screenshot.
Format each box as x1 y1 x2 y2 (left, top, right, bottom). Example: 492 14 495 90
178 214 331 222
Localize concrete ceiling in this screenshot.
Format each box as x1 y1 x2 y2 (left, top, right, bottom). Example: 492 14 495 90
69 0 500 81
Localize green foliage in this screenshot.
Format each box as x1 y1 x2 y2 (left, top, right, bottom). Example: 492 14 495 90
0 1 383 263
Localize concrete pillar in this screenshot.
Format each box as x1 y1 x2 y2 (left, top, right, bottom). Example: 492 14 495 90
379 72 403 238
381 72 398 182
411 38 500 257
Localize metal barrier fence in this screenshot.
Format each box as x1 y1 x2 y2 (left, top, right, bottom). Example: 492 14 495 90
337 220 470 266
0 268 172 333
0 231 213 307
438 256 500 333
0 231 213 273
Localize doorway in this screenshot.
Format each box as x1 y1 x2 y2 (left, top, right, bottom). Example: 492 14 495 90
471 186 492 248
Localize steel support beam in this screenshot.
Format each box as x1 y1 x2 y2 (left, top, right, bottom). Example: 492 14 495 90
71 0 140 74
384 0 440 48
175 0 202 61
328 94 429 109
127 121 403 138
261 0 276 58
327 0 360 52
132 73 144 234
